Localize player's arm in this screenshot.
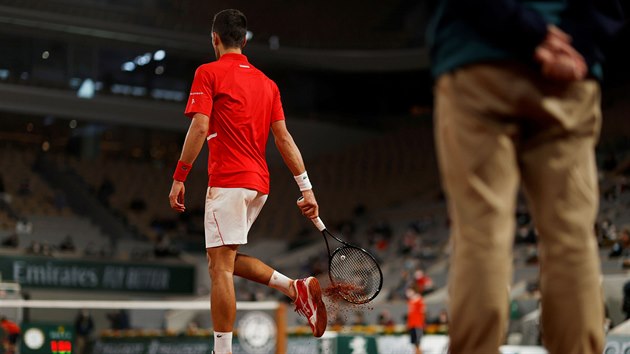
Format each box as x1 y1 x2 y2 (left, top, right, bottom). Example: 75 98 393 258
169 113 210 212
179 113 210 165
271 120 318 219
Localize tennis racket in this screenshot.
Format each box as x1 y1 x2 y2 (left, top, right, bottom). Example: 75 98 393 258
301 207 383 304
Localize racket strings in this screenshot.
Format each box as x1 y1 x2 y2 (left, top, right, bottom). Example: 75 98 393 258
330 247 381 303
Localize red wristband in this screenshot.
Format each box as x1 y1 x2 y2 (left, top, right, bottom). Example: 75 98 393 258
173 160 192 182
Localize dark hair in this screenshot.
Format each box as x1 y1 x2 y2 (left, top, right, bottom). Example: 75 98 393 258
212 9 247 49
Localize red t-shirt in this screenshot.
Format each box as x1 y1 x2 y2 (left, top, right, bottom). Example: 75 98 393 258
407 296 425 329
416 275 433 293
184 53 285 194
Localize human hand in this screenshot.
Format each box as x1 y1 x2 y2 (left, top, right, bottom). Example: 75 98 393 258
169 180 186 212
534 25 587 81
297 190 318 219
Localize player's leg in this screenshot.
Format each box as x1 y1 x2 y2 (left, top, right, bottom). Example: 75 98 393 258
204 188 326 337
206 245 238 354
519 79 604 354
205 187 255 354
229 190 296 299
410 328 422 354
233 253 295 299
231 253 326 336
251 193 328 337
435 64 521 354
232 191 295 299
232 253 326 336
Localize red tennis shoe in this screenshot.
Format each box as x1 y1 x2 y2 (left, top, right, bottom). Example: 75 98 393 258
293 277 327 337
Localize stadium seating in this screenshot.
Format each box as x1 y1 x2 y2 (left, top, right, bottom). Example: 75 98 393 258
0 147 72 217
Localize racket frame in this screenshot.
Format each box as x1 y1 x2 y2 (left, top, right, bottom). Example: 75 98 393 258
314 217 384 304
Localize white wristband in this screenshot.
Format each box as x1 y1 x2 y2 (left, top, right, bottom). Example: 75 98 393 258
294 171 312 191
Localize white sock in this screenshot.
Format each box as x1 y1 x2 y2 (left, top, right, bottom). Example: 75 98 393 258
213 331 232 354
268 270 293 298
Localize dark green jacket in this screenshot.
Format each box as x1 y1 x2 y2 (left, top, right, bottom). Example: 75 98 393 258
427 0 625 79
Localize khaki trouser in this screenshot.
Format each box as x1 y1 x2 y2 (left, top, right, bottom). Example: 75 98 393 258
435 62 604 354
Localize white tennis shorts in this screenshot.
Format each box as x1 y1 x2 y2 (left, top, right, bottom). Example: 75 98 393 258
204 187 268 248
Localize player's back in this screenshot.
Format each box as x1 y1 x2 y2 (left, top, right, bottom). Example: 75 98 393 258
189 53 285 194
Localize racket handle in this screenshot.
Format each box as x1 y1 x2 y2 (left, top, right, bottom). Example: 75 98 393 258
311 217 326 231
297 196 326 231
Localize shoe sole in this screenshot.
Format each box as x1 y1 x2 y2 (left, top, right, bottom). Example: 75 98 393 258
306 277 327 337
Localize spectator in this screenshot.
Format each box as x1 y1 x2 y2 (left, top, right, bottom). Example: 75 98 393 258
154 234 179 258
59 235 76 252
435 309 449 333
338 219 356 239
97 177 115 206
15 218 32 234
0 316 20 354
53 190 68 212
400 228 420 256
330 309 345 328
516 203 531 227
17 178 31 196
623 280 630 321
74 309 94 354
602 153 618 172
515 225 537 245
353 203 366 218
390 269 414 300
106 309 130 330
377 310 395 327
84 242 99 257
609 227 630 258
25 241 42 255
525 245 539 265
351 311 367 326
427 309 449 335
525 279 542 299
410 216 433 234
1 233 18 248
604 305 613 334
414 269 434 295
129 197 147 212
185 320 202 336
373 219 393 239
40 241 53 257
600 219 618 246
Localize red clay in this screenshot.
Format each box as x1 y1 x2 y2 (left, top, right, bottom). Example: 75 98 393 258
323 282 364 302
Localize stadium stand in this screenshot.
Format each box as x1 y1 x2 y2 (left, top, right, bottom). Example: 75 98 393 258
0 146 72 218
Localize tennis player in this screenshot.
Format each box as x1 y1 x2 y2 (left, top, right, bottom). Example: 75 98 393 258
168 9 326 354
